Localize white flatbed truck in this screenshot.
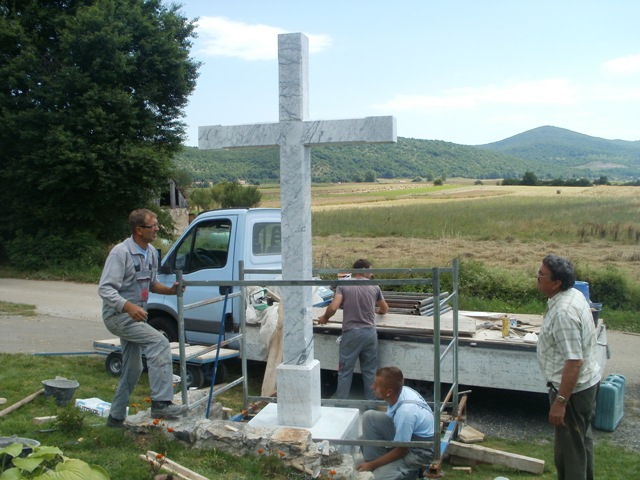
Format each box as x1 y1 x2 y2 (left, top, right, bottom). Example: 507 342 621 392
240 307 608 395
144 208 608 393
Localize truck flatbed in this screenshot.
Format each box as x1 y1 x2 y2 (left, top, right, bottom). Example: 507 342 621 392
242 308 608 394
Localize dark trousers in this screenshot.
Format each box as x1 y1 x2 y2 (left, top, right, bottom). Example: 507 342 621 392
549 383 598 480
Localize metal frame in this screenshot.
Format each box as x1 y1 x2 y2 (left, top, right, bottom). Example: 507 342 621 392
174 258 460 476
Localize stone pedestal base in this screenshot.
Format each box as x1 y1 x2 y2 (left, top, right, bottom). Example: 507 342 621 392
248 403 360 454
274 359 322 427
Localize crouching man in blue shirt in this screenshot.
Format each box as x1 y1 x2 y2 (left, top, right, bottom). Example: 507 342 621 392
358 366 434 480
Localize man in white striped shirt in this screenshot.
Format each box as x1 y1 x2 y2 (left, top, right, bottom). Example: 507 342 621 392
536 254 600 480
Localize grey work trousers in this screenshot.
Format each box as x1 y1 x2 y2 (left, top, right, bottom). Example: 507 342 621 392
549 383 599 480
104 312 174 420
335 327 378 400
361 410 433 480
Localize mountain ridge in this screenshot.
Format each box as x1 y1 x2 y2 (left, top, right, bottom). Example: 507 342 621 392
174 126 640 183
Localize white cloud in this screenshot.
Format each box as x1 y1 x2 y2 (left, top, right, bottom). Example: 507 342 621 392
372 79 578 112
590 84 640 102
603 54 640 75
196 17 332 61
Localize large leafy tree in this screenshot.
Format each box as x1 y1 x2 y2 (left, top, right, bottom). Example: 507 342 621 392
0 0 200 266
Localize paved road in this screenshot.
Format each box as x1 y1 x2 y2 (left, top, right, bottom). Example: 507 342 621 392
0 278 638 383
0 278 109 354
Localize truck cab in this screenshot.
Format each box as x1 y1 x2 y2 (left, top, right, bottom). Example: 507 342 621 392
147 208 282 345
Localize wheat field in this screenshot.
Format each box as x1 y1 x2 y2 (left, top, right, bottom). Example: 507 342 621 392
261 181 640 281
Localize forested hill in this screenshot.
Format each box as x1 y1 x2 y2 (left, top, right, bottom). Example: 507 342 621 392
175 137 529 184
477 126 640 179
174 127 640 184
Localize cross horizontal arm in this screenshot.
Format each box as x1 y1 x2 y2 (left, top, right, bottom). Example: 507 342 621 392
302 116 397 146
199 116 397 151
199 123 284 150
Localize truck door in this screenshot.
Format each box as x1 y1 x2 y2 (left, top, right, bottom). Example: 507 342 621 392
171 215 237 344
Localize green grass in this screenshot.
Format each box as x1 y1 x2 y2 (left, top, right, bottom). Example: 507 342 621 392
0 301 36 316
0 355 297 480
312 195 640 242
1 354 638 479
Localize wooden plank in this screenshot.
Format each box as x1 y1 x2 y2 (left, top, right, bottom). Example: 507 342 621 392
447 440 545 474
142 451 210 480
457 425 485 444
95 338 238 362
312 307 477 337
0 389 44 418
33 415 58 425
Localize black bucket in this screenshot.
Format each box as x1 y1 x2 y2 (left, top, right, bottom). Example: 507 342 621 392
42 378 79 407
0 436 40 466
590 302 603 326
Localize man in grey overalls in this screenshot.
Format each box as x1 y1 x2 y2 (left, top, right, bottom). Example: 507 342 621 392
99 208 187 427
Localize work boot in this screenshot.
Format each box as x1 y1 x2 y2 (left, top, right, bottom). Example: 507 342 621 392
151 401 188 419
106 415 124 428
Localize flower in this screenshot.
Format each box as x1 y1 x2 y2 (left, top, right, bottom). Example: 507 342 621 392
329 469 336 476
145 397 151 403
156 453 164 459
153 419 160 425
258 449 264 454
167 427 175 433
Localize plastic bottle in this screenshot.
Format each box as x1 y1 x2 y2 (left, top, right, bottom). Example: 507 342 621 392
501 315 510 338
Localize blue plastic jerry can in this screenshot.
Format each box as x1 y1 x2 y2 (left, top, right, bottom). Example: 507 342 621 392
593 374 625 432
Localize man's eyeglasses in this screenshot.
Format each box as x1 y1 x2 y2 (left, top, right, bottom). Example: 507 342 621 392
140 224 159 229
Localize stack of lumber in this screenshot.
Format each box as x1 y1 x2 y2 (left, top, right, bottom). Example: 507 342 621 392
382 291 451 316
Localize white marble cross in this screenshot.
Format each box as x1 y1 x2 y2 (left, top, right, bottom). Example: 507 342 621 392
199 33 396 427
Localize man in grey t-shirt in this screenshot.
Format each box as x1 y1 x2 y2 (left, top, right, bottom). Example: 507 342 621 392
318 258 388 399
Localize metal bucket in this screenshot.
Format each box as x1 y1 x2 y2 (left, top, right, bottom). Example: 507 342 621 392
0 436 40 465
172 374 182 395
42 378 79 407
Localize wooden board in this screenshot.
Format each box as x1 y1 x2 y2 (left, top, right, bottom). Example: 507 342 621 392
93 338 239 363
447 440 545 474
311 308 477 337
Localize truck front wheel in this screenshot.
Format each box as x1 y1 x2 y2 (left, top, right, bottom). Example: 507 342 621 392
148 315 179 343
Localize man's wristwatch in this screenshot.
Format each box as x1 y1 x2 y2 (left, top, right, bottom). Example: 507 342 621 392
556 394 568 405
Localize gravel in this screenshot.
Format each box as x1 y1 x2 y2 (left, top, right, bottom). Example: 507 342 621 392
405 330 640 454
463 369 640 453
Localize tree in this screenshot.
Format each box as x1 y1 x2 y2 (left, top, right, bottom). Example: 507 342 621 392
189 187 216 212
364 170 377 182
521 171 539 186
0 0 200 267
211 182 262 208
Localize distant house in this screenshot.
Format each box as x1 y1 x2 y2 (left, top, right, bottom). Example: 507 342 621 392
158 179 188 209
157 179 189 234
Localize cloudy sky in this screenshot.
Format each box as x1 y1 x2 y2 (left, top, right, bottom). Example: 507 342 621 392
176 0 640 146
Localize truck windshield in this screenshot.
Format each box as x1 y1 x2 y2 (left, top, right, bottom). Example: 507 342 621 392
174 219 231 273
253 223 281 255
